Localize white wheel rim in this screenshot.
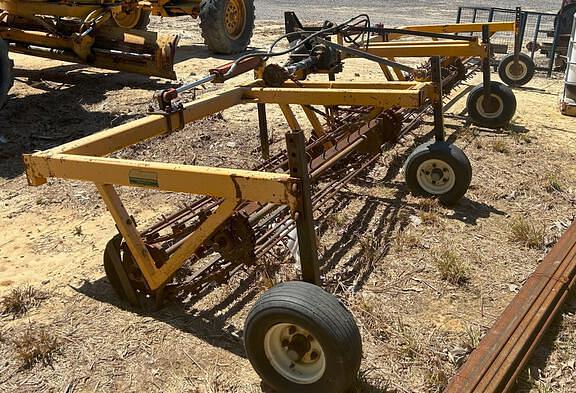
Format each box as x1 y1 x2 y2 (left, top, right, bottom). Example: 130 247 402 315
416 158 456 195
264 323 326 384
504 60 528 81
475 94 504 119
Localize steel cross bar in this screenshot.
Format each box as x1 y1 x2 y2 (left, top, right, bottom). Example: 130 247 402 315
382 22 516 40
364 41 487 58
347 26 477 41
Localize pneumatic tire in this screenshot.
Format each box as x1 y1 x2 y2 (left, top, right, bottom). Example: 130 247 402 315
0 38 13 109
404 141 472 206
199 0 255 54
466 81 517 129
244 281 362 393
498 53 535 86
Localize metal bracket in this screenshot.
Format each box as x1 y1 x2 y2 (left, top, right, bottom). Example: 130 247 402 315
149 104 185 133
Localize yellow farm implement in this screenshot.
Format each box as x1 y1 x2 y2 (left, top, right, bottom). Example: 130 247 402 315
24 12 526 393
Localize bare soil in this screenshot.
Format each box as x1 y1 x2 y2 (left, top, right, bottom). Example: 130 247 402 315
1 16 576 393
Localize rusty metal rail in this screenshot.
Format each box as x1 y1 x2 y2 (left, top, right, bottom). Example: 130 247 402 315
445 220 576 392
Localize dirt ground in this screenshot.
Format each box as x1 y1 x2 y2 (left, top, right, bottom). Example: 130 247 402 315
1 16 576 393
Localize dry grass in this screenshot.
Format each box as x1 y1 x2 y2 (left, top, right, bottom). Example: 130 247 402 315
424 362 449 392
510 217 546 249
394 228 420 251
358 234 383 265
491 138 510 154
12 324 60 368
511 129 533 144
463 324 483 349
326 211 347 227
417 199 442 225
434 250 469 285
545 174 564 193
1 286 48 318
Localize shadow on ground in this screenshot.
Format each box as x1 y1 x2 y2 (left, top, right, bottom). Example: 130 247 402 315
0 64 174 179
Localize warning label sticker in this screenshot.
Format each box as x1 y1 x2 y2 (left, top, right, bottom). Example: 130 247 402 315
129 170 159 187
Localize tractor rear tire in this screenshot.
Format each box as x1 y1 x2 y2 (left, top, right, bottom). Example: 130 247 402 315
498 53 535 87
244 281 362 393
199 0 255 54
0 38 13 109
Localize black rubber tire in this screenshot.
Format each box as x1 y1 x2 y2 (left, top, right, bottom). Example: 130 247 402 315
244 281 362 393
0 38 13 109
103 237 129 300
199 0 255 54
404 141 472 206
498 53 535 87
466 81 517 129
104 255 127 300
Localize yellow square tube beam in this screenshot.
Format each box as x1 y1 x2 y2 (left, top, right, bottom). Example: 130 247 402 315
399 21 515 34
365 41 487 58
23 153 294 205
285 81 424 90
42 85 248 158
243 85 430 108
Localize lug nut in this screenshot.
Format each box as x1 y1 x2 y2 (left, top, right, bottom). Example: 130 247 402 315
310 351 319 360
282 339 290 347
288 326 297 335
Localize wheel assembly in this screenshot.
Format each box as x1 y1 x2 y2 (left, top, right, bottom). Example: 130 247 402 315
0 38 13 109
103 236 155 303
244 281 362 393
466 81 517 129
111 4 151 29
498 53 535 87
199 0 255 54
404 141 472 205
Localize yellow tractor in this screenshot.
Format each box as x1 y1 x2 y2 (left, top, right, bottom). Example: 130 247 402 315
0 0 255 107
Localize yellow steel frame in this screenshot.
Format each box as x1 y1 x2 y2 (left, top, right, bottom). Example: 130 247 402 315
24 78 433 291
388 21 516 40
341 21 516 82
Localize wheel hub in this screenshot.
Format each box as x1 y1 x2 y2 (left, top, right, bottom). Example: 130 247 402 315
112 5 142 29
505 60 528 81
264 323 326 384
224 0 246 39
477 94 505 119
416 159 456 195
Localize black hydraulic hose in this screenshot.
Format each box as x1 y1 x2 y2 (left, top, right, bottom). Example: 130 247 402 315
225 14 371 77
